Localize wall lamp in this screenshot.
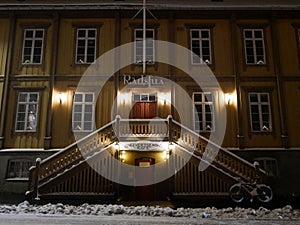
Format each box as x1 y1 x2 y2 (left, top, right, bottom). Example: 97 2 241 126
225 93 233 105
57 92 66 104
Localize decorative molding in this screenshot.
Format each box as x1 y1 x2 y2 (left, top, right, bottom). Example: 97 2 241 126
71 22 103 28
184 23 215 29
128 22 160 29
12 85 46 91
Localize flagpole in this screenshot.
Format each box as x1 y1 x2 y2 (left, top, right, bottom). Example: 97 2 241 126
143 0 146 75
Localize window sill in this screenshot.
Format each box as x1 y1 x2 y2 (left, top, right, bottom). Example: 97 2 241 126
6 178 29 182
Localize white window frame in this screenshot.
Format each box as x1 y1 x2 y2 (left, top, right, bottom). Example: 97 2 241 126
248 92 272 132
190 29 212 64
243 29 266 65
193 92 215 132
6 159 33 179
134 29 155 64
72 92 95 132
15 92 39 132
132 93 157 102
75 28 97 64
22 29 45 64
254 157 278 177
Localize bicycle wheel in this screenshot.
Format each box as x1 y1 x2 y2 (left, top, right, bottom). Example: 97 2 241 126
229 184 244 203
257 185 273 203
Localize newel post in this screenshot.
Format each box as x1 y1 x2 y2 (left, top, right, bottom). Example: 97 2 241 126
33 158 41 200
168 115 173 142
115 115 121 141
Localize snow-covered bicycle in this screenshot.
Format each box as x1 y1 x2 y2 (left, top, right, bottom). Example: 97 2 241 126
229 179 273 203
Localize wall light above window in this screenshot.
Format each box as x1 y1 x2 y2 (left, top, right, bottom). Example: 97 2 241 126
56 92 66 104
225 93 234 105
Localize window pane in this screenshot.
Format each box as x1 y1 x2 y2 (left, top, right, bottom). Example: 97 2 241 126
88 29 96 37
84 122 92 130
204 93 212 102
254 30 263 38
195 104 202 113
244 30 253 38
85 94 93 102
260 94 269 102
249 94 258 102
135 30 143 38
191 30 199 38
25 30 34 38
74 94 83 102
201 30 209 38
194 93 202 102
74 105 82 112
78 30 86 37
35 30 44 38
24 40 32 48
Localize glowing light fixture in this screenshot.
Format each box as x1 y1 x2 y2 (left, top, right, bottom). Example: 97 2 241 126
225 93 233 105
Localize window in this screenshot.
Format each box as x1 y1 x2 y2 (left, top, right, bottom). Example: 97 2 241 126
193 92 214 132
133 93 157 102
243 29 266 64
249 93 272 132
72 93 94 131
76 28 97 64
255 158 278 177
134 29 155 64
22 29 44 64
7 159 33 179
15 92 39 132
190 29 212 64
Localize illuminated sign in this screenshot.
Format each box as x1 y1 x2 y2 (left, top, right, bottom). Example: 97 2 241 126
123 75 164 88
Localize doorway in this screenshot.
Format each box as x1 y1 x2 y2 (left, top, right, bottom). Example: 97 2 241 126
134 157 155 201
130 93 157 119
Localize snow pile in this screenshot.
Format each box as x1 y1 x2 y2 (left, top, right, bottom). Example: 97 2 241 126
0 201 299 220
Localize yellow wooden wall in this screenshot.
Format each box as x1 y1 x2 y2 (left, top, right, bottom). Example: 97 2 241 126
1 14 300 149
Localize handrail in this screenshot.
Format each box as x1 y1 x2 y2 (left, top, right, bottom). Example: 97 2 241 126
171 119 264 181
172 120 259 170
41 119 116 164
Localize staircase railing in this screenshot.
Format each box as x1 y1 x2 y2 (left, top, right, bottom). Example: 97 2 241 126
169 118 264 182
27 115 263 200
27 120 117 199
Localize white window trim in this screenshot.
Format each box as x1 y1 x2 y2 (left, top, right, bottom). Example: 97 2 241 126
190 29 212 65
72 92 95 132
243 29 266 65
254 157 278 177
15 92 39 132
193 92 215 132
6 159 33 179
22 29 45 65
134 29 155 64
132 93 157 102
75 28 97 64
249 92 272 132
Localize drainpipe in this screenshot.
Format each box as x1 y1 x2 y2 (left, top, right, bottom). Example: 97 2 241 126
44 13 60 149
0 13 16 149
230 14 244 149
270 14 289 148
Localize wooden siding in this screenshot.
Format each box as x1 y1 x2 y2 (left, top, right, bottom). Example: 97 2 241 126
0 11 299 149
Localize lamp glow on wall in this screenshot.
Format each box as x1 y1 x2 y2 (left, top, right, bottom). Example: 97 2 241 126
225 93 234 105
56 92 66 104
120 150 126 162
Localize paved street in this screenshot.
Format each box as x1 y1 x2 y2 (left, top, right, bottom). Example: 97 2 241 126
0 214 299 225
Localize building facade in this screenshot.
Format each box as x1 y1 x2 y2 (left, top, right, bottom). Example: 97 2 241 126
0 0 300 205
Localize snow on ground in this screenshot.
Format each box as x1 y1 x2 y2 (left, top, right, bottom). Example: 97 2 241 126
0 201 300 224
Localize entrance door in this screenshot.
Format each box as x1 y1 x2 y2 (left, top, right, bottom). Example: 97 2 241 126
135 158 155 201
131 102 157 119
